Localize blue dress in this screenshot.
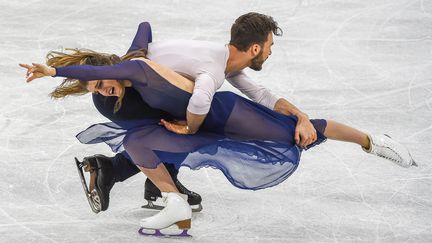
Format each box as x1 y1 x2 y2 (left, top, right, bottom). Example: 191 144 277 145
56 60 327 190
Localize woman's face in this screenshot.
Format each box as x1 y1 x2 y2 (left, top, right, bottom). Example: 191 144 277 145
87 79 122 97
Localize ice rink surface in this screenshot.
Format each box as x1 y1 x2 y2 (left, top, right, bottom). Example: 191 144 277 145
1 0 431 242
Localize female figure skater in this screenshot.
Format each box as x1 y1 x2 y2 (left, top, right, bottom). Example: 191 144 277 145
20 48 416 236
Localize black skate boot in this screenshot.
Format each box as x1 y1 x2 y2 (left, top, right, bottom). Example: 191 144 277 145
75 155 115 213
142 179 203 212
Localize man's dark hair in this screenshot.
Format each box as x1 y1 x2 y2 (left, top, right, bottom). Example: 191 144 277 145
230 12 283 52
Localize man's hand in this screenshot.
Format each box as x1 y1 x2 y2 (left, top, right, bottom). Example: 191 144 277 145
295 115 317 148
19 63 56 82
160 119 190 135
273 98 317 148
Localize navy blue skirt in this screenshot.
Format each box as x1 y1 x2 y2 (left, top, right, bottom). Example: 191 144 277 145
77 92 327 190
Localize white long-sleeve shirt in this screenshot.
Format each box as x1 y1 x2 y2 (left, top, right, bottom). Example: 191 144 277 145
147 40 280 115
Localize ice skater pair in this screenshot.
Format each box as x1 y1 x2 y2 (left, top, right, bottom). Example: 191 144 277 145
20 12 416 237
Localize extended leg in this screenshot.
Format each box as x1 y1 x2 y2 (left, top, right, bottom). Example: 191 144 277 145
323 120 416 167
323 120 370 148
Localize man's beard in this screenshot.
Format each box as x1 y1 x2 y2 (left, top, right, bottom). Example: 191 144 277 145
249 50 265 71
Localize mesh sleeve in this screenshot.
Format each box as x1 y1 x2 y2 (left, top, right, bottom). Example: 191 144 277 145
54 60 143 82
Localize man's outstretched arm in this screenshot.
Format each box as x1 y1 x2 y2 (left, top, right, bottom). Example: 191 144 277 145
227 71 317 147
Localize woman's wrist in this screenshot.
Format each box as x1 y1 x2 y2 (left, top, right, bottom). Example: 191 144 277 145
49 67 57 77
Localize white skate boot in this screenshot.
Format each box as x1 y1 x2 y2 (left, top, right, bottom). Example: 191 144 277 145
363 134 417 168
138 192 192 237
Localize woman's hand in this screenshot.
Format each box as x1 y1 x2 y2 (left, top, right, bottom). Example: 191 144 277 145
19 63 56 82
160 119 191 135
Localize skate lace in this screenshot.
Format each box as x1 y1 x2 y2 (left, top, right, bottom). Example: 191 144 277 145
176 180 197 196
376 140 403 164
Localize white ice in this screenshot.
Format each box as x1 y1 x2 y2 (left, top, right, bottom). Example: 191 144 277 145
0 0 431 242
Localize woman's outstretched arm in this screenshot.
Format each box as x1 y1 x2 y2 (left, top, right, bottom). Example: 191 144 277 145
20 60 143 83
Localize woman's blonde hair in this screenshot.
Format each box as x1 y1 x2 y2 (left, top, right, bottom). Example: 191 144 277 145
47 48 147 112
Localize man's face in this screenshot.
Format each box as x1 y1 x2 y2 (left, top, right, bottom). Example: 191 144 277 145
250 32 274 71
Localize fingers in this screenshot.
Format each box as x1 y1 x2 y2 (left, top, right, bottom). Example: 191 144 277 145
294 130 300 145
298 132 313 148
160 119 174 127
19 63 32 80
296 129 312 148
19 63 32 69
160 119 189 134
296 127 307 147
26 71 45 82
299 135 308 148
299 132 318 148
160 119 173 132
160 119 177 133
20 63 38 82
160 119 170 128
306 136 313 147
300 138 312 148
296 122 318 148
26 73 39 83
19 63 37 74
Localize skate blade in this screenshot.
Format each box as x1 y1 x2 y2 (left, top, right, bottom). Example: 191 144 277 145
142 201 203 212
138 228 191 238
141 201 165 211
191 204 203 212
75 157 102 214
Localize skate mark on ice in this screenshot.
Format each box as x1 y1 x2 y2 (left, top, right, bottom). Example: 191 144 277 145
0 207 56 242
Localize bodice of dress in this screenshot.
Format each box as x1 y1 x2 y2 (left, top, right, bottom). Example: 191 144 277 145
131 62 192 119
55 60 192 119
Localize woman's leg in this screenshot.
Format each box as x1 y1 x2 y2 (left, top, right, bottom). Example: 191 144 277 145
123 135 179 192
138 163 192 234
139 163 179 192
322 119 415 167
323 120 370 149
